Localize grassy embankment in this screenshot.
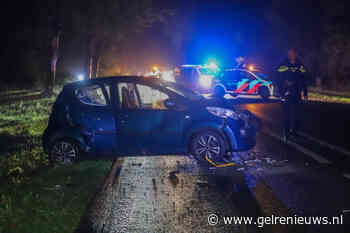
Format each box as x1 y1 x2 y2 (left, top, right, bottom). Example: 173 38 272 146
0 92 111 233
309 87 350 104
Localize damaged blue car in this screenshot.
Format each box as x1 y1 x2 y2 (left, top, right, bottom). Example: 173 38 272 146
43 76 258 165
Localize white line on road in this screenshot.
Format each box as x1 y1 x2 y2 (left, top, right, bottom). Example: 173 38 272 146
342 174 350 181
250 112 350 159
263 129 332 164
298 132 350 158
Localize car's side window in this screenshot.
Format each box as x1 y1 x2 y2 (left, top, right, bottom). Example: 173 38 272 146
226 71 240 81
75 85 108 106
239 71 255 81
136 84 169 110
118 82 140 109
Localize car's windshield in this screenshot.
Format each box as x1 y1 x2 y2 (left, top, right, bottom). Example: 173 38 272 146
255 72 269 80
161 82 203 101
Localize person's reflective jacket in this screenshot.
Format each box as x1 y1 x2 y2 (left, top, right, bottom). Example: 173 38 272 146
276 60 308 102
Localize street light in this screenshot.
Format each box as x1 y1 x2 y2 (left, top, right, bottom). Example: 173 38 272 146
248 65 255 71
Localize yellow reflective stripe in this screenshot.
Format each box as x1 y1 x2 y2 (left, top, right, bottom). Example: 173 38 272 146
291 67 298 72
299 66 306 73
205 155 235 167
278 66 289 72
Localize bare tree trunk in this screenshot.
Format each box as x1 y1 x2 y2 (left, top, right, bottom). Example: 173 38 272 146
95 55 101 78
86 33 96 79
44 17 61 97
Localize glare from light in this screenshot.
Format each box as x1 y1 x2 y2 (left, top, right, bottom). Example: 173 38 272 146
199 75 213 88
248 65 255 71
161 70 175 82
77 74 84 81
208 62 218 69
152 66 159 71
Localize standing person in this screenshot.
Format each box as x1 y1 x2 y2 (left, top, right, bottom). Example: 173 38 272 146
277 48 308 141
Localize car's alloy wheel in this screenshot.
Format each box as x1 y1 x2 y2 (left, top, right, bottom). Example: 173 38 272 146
50 140 78 165
191 131 226 164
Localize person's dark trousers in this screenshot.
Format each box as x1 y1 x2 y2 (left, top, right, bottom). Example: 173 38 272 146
282 101 300 138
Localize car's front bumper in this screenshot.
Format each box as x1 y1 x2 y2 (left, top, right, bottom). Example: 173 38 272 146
223 118 257 151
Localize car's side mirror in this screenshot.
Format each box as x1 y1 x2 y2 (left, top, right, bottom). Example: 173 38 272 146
164 99 176 109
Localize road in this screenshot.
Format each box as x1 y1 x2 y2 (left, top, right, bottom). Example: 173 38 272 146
78 95 350 233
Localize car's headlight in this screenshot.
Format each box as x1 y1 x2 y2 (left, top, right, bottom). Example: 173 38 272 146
206 107 240 120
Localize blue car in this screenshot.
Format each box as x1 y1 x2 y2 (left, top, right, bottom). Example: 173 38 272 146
43 76 258 165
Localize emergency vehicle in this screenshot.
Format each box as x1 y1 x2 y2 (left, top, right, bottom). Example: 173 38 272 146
212 68 274 100
174 64 219 93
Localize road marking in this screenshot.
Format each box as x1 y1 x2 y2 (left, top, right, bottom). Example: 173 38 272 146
298 132 350 158
250 112 350 159
263 129 332 164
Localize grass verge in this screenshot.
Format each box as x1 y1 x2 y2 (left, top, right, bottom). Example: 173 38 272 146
0 160 112 233
0 90 112 233
309 92 350 104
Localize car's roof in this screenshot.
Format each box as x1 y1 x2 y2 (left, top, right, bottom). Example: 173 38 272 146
64 76 164 89
224 68 247 72
180 65 202 68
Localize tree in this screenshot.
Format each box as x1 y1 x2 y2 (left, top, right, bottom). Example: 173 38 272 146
60 0 173 79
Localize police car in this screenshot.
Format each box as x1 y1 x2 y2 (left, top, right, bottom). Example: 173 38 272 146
212 68 274 100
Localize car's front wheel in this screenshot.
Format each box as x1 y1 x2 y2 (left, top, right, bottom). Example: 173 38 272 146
258 86 270 100
213 85 226 98
190 130 228 164
49 139 79 166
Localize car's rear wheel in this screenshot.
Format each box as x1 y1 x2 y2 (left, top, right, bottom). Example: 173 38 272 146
213 85 226 98
258 86 270 100
190 130 228 164
49 139 79 166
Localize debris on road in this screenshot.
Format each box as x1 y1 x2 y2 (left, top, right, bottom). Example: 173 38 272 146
232 151 289 172
168 170 180 187
132 162 143 166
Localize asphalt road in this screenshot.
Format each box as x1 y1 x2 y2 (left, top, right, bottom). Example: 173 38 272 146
81 137 350 232
79 94 350 233
233 95 350 151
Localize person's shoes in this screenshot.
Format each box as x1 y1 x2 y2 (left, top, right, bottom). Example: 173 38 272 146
283 131 289 142
289 130 298 138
